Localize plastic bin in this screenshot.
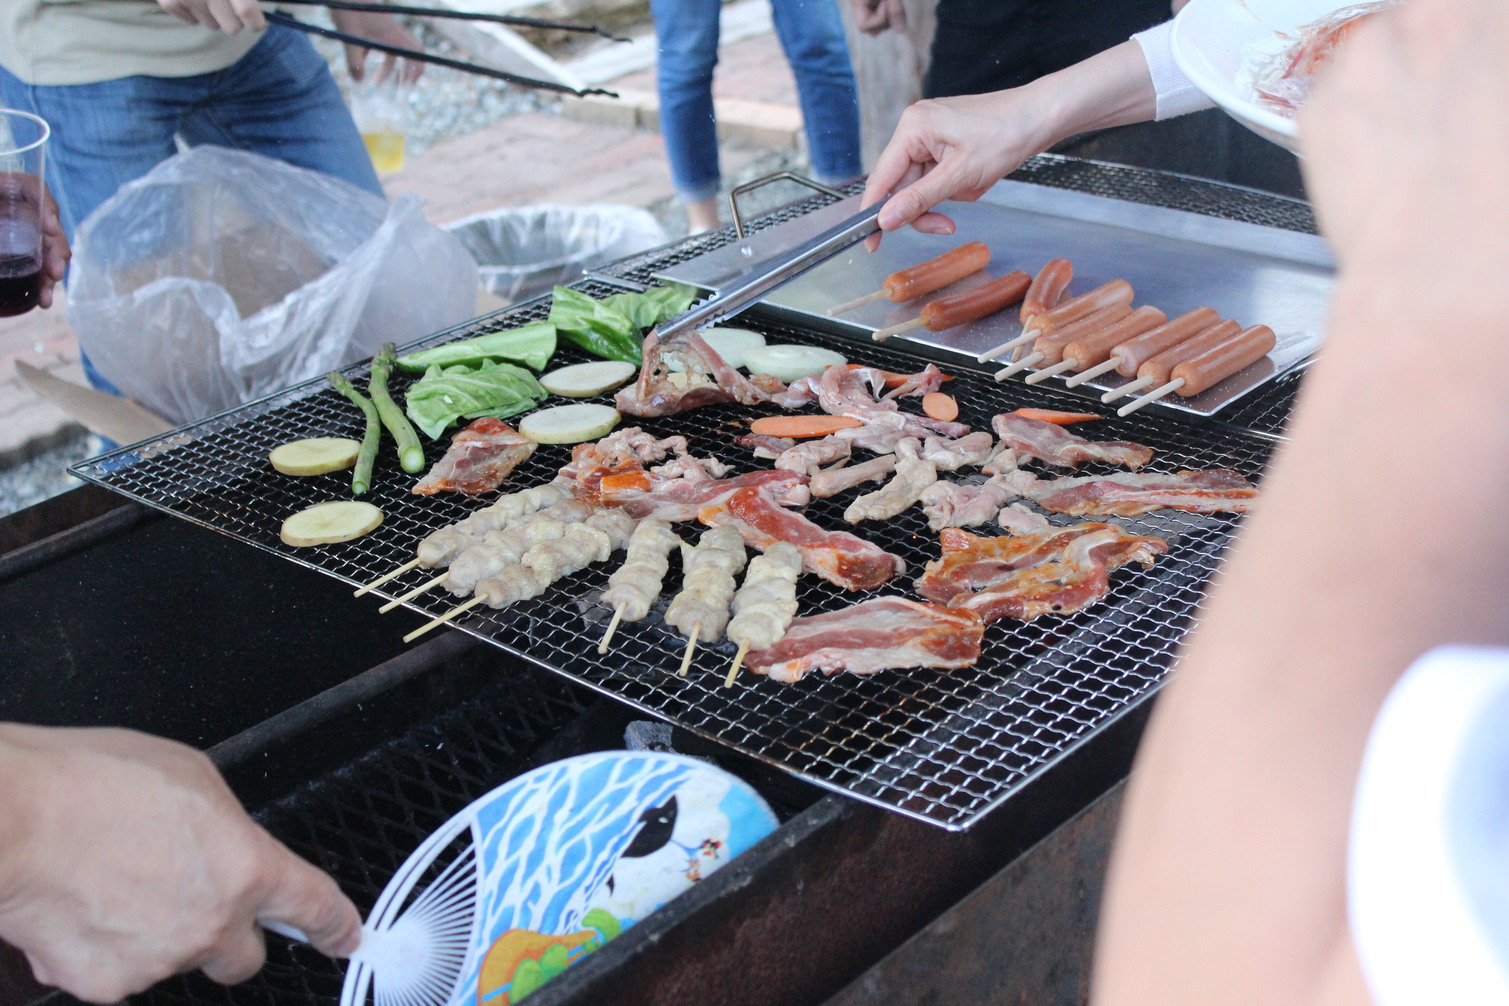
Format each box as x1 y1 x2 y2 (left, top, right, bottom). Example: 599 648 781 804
444 203 667 303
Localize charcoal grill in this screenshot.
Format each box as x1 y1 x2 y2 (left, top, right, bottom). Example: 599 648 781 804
70 156 1290 832
0 155 1316 1006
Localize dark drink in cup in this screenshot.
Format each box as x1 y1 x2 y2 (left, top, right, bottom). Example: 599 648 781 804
0 251 42 317
0 111 50 318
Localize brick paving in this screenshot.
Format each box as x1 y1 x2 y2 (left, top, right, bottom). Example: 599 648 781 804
0 27 803 465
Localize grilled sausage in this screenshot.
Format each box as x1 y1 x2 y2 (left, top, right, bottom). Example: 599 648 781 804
1029 303 1134 365
1113 307 1222 376
1060 305 1169 369
1020 258 1073 325
918 270 1031 331
1135 318 1242 386
1024 279 1133 337
884 241 991 302
1171 324 1277 396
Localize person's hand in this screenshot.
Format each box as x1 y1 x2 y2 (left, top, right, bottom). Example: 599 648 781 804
861 40 1157 244
37 187 68 311
0 725 361 1004
156 0 265 33
1300 0 1509 292
850 0 906 36
333 11 425 84
862 89 1052 238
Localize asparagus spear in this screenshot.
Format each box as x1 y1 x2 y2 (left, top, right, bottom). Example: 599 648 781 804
327 371 382 496
369 343 427 474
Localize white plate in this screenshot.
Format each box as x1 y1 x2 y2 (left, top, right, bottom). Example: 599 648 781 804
1171 0 1373 153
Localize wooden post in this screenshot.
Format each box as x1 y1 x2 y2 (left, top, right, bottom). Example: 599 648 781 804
837 0 939 170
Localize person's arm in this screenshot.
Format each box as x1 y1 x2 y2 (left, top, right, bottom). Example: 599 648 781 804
861 39 1158 236
156 0 265 34
0 725 361 1004
1091 3 1509 1004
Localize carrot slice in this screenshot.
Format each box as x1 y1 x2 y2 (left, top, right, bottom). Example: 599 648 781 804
749 415 864 439
599 472 652 494
921 392 959 422
844 363 953 388
1012 407 1102 425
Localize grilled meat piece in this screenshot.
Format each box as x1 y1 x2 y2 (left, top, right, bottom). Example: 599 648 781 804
412 417 536 496
991 412 1153 470
744 596 983 682
1016 469 1259 517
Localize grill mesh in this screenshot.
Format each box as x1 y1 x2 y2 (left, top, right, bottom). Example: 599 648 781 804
75 276 1274 830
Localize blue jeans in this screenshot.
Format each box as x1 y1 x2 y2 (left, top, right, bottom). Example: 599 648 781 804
0 23 382 395
650 0 862 203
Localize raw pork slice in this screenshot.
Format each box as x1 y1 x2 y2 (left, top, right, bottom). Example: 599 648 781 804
745 596 983 682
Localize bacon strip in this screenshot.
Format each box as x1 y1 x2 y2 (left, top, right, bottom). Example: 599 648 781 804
991 412 1153 470
916 524 1166 622
1020 469 1259 517
411 417 536 495
744 596 983 682
699 486 904 591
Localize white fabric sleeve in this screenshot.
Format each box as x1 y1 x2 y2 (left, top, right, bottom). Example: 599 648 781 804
1132 20 1216 121
1349 645 1509 1006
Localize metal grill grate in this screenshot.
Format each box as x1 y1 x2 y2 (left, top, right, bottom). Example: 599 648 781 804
74 281 1274 830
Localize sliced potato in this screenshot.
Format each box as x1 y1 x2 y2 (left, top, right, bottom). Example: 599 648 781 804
280 500 383 548
539 360 637 398
519 403 621 445
269 437 362 476
742 344 847 384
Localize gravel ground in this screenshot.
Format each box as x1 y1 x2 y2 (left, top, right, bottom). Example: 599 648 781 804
0 13 807 520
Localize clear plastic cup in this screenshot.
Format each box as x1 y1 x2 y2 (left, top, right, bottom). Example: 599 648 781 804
0 109 49 318
352 78 408 175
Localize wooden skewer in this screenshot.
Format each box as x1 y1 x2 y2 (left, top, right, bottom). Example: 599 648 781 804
872 317 924 342
378 572 448 613
1116 378 1183 417
355 558 420 597
402 596 485 643
1024 357 1078 384
976 329 1038 363
724 639 750 688
1101 375 1154 403
1064 357 1120 388
597 602 627 654
827 289 887 316
677 622 701 676
994 352 1042 381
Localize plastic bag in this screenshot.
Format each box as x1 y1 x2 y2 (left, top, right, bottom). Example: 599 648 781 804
68 146 478 425
444 203 666 304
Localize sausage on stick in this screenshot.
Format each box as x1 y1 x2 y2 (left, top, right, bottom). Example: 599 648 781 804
977 278 1134 362
1116 324 1277 416
1066 307 1221 388
992 303 1132 380
872 270 1030 342
1019 258 1073 326
828 241 991 316
1101 318 1241 403
1026 305 1169 384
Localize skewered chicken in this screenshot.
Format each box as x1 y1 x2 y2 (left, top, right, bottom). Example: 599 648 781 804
442 498 593 594
599 518 680 622
472 508 637 609
727 542 803 652
414 477 574 567
664 524 747 643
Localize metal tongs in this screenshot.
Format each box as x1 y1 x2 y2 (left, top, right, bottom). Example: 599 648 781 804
653 204 880 344
265 0 625 97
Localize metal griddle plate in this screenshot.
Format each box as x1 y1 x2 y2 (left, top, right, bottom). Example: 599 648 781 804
72 278 1276 832
653 181 1334 418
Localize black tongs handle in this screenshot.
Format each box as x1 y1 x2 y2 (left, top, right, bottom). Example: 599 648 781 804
264 11 619 98
273 0 630 41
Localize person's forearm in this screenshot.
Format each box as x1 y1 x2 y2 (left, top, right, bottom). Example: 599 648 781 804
1092 261 1509 1006
1026 40 1159 149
